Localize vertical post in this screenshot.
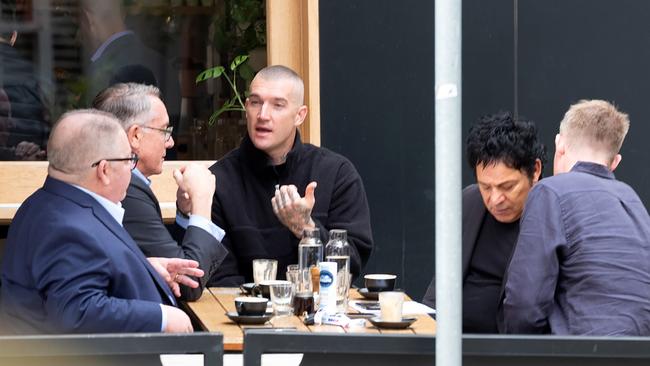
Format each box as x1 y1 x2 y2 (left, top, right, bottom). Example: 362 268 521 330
435 0 462 365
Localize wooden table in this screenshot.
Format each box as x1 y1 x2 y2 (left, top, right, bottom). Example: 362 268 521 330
185 287 437 352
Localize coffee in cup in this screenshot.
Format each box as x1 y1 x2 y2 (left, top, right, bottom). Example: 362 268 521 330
234 296 268 316
364 274 397 292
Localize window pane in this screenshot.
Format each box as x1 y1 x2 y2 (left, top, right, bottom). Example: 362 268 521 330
0 0 266 161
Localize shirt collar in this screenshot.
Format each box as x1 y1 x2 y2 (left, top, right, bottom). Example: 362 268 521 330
132 168 151 186
72 184 125 226
91 30 134 63
570 161 616 180
241 130 303 169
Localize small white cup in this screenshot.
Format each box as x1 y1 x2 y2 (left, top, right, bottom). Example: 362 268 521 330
378 291 404 322
270 280 295 317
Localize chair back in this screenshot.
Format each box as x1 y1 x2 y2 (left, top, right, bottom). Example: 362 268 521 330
0 332 222 366
243 330 434 366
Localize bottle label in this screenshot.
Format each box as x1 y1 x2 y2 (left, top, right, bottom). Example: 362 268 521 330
320 270 334 288
318 261 338 313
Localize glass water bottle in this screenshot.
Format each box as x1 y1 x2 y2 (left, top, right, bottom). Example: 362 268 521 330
325 229 352 313
298 228 323 293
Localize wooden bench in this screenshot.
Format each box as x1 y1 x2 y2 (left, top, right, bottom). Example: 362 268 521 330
0 161 215 225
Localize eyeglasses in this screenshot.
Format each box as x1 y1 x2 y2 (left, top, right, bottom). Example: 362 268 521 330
91 154 139 171
143 125 174 142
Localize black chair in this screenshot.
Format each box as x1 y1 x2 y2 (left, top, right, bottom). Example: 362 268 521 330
463 334 650 366
243 330 650 366
0 332 222 366
242 330 435 366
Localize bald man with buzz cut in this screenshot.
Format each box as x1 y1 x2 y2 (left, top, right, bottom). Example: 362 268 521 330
208 65 374 285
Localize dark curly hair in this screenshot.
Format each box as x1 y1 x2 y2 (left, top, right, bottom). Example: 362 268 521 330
466 112 546 180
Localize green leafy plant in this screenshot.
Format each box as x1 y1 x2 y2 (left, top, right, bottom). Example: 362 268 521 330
195 54 253 126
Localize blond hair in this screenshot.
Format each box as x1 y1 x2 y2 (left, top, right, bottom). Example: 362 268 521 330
559 100 629 161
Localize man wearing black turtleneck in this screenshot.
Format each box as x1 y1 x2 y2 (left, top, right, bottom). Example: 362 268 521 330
207 65 373 286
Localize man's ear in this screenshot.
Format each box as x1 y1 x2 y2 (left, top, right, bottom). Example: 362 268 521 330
610 154 622 171
293 105 308 127
554 133 564 155
127 124 142 150
532 158 542 183
95 160 111 186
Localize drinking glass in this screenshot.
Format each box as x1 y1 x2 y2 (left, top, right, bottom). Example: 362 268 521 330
270 280 295 317
286 263 312 293
253 259 277 285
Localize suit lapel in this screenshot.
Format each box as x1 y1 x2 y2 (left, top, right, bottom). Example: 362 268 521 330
43 177 176 306
90 204 176 306
129 173 162 216
462 184 487 280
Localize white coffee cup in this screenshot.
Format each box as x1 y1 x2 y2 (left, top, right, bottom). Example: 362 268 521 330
378 291 404 322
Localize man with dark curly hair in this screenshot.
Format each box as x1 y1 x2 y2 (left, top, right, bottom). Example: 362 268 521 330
422 112 545 333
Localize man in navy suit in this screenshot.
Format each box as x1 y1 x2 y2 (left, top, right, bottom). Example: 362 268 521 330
0 109 200 334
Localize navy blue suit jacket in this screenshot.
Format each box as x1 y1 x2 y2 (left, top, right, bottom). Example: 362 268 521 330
0 176 176 334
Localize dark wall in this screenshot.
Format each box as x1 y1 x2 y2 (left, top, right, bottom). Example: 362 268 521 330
320 1 436 299
320 0 650 301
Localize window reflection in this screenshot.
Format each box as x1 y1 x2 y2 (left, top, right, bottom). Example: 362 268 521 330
0 0 266 160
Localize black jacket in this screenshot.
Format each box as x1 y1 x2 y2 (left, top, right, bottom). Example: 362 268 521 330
208 133 374 285
422 184 487 307
122 173 228 301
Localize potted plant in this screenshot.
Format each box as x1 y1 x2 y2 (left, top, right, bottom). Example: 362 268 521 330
194 54 254 157
195 54 252 126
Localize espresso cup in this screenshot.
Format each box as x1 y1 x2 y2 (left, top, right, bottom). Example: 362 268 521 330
364 274 397 292
234 296 268 316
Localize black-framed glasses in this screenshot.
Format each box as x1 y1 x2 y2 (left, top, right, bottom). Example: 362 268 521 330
143 125 174 142
91 153 139 171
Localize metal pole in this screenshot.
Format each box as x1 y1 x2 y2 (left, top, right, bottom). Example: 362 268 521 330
435 0 462 365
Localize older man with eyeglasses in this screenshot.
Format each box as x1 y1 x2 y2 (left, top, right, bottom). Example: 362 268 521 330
0 109 202 335
93 83 228 301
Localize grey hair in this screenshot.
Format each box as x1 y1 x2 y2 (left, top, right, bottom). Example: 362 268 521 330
47 109 124 175
92 83 161 130
253 65 305 105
